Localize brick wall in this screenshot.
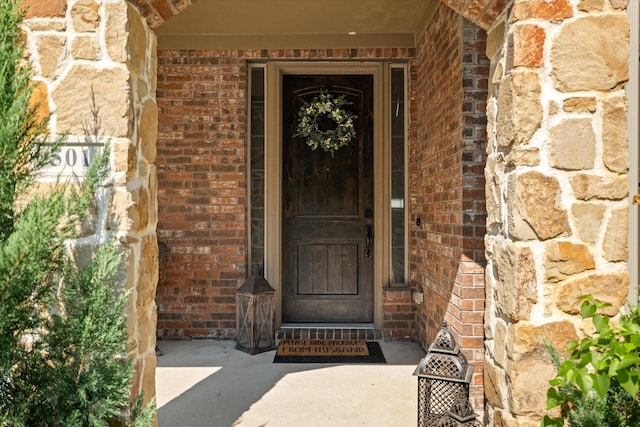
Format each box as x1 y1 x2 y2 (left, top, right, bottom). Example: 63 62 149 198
156 48 416 339
156 50 248 339
410 6 487 410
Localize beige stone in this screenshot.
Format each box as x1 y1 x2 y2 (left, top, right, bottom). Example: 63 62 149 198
23 19 67 32
141 354 157 406
139 99 158 162
497 71 542 147
484 359 507 408
563 97 597 113
52 63 131 137
508 321 578 362
136 77 149 101
71 0 100 33
126 287 138 354
508 353 557 416
137 311 151 356
131 358 143 398
487 98 497 149
572 202 606 243
114 243 133 287
78 198 99 237
69 241 98 271
549 118 596 170
493 319 508 366
493 238 537 321
148 165 158 228
555 272 629 316
610 0 629 9
551 14 629 91
512 24 545 68
492 61 504 86
508 171 571 240
36 34 66 79
485 154 503 229
105 1 128 63
578 0 605 12
506 321 577 416
504 146 540 167
71 35 99 60
487 20 506 60
570 173 629 200
130 185 150 232
602 93 629 173
108 188 134 231
511 0 573 22
544 241 595 283
603 207 628 262
127 3 150 78
29 80 50 126
114 138 137 173
137 234 158 310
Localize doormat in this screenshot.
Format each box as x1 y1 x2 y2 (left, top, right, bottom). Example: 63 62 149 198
273 339 386 364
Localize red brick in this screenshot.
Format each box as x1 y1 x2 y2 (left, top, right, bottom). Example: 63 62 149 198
410 6 487 409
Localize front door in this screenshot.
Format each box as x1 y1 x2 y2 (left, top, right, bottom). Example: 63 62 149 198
282 74 374 323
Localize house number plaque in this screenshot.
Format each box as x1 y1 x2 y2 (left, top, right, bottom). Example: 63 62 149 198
39 142 103 180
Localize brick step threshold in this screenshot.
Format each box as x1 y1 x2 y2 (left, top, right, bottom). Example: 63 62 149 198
276 324 383 341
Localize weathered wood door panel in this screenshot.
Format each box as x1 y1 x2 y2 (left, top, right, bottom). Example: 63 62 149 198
282 74 374 323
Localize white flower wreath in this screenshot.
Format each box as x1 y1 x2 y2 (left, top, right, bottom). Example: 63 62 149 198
295 90 357 155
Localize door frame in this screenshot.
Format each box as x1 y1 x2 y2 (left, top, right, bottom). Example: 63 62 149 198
628 2 639 305
264 62 388 328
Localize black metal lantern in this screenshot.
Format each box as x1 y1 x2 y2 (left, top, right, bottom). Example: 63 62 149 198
435 395 482 427
414 322 474 426
236 265 276 355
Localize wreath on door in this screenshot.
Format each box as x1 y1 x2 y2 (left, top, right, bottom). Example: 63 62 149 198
295 90 357 155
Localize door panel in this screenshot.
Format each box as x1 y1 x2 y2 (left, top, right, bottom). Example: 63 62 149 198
282 74 373 323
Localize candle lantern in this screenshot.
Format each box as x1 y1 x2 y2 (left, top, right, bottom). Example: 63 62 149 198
435 395 482 427
235 264 276 355
414 322 474 426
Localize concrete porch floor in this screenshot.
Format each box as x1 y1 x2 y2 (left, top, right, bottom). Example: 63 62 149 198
155 339 426 427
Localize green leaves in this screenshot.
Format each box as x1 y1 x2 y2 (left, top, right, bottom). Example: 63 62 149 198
542 415 565 427
0 1 151 423
543 295 640 426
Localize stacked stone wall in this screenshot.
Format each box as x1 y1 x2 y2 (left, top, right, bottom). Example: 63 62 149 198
484 1 631 425
24 0 159 410
411 4 488 411
155 48 418 340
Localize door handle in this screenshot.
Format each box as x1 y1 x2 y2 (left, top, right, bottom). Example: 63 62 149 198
364 225 372 258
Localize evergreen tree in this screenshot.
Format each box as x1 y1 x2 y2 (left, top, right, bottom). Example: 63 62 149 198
0 0 153 425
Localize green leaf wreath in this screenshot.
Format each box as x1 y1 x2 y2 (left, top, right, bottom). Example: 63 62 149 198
295 90 357 155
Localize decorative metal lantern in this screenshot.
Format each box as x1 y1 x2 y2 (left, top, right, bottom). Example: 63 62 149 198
236 265 276 355
435 395 482 427
414 322 474 426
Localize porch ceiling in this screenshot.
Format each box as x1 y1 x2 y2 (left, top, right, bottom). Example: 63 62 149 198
154 0 438 49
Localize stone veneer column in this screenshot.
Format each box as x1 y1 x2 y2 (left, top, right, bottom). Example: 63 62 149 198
484 0 630 425
24 0 159 409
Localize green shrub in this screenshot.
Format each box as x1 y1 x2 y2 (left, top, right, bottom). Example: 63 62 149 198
543 296 640 427
0 0 154 425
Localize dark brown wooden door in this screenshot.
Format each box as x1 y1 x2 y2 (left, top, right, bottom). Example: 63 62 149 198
282 74 374 323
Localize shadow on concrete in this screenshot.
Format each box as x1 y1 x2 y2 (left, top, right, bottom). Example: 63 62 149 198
155 339 425 427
